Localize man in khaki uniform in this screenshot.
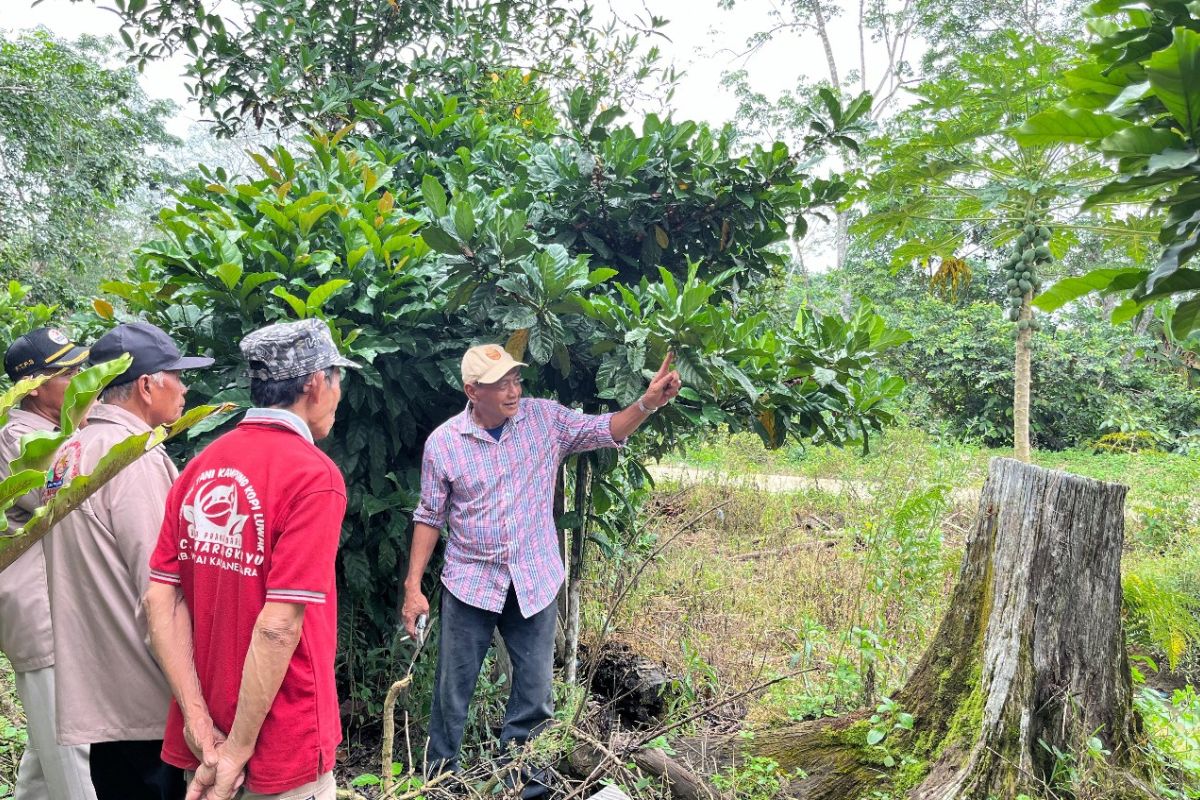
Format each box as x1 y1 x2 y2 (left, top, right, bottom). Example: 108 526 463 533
42 322 212 800
0 328 97 800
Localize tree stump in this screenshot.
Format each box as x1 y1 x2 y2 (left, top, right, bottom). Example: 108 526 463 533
743 457 1157 799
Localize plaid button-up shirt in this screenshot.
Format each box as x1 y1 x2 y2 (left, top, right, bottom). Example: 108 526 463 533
413 398 621 617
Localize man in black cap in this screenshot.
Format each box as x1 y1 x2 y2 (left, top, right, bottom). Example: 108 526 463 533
41 321 213 800
0 328 98 800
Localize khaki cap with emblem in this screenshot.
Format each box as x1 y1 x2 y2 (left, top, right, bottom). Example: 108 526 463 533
240 318 362 380
461 343 527 385
5 327 90 381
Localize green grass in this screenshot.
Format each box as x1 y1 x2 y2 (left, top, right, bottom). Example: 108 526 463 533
0 654 22 797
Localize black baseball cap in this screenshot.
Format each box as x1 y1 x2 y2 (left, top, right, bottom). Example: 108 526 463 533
89 322 214 386
4 328 90 381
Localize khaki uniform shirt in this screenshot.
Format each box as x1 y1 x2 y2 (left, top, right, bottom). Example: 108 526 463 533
43 403 177 745
0 408 57 672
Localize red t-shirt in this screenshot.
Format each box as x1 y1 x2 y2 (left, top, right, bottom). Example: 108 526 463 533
149 417 346 794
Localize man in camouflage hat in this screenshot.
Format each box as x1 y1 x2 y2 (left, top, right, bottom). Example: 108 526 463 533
146 318 358 800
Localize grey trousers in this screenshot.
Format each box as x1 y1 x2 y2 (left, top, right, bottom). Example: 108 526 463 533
425 586 557 773
14 666 97 800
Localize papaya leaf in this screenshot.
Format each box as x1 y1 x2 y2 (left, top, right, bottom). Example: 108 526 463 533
60 355 133 436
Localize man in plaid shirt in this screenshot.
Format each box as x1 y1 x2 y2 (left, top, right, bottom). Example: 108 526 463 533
403 343 681 780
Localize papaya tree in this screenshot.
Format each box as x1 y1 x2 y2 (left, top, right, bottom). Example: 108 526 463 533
1019 0 1200 340
857 31 1156 461
99 84 907 720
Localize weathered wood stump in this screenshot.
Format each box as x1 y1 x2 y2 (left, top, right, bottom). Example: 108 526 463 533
741 457 1158 799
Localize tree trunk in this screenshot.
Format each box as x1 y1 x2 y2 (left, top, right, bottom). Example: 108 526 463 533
555 463 568 663
1013 303 1032 462
565 456 591 685
741 458 1155 799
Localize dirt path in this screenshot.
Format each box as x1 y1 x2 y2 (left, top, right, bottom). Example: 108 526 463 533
647 464 982 506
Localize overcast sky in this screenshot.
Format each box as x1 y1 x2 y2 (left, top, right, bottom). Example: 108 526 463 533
4 0 881 136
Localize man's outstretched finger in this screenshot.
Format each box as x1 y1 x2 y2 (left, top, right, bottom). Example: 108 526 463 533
655 351 674 379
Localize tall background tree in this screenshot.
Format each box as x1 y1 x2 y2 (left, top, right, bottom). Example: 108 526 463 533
0 30 177 306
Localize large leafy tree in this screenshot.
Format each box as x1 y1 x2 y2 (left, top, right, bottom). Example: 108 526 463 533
60 0 670 137
0 30 177 305
102 85 906 719
857 32 1155 460
1020 0 1200 339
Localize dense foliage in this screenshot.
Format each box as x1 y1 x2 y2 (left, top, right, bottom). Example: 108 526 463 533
1020 0 1200 336
64 0 671 138
101 88 906 712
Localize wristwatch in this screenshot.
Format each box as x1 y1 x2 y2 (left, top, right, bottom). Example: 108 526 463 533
637 397 658 414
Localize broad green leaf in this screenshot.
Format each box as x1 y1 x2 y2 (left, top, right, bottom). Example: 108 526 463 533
9 430 67 474
0 470 50 533
1170 295 1200 337
238 271 284 301
1011 109 1131 146
587 268 618 287
1032 268 1146 312
453 202 476 242
1100 126 1187 157
421 175 448 218
1146 27 1200 138
421 227 461 255
1112 297 1149 325
214 262 243 291
0 375 53 430
60 355 134 436
2 403 236 574
307 279 351 313
271 286 308 318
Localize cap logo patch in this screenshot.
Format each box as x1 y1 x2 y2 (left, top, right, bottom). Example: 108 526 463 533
47 330 69 345
486 347 503 360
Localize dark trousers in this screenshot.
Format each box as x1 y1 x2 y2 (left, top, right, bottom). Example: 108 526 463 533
90 740 185 800
426 585 557 774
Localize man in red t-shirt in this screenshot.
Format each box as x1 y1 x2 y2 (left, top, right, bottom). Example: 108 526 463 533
145 319 359 800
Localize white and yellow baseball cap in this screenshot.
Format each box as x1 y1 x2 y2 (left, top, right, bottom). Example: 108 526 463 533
461 343 527 385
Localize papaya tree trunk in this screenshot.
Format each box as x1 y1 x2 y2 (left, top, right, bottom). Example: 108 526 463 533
741 457 1155 799
565 456 591 685
1013 303 1032 462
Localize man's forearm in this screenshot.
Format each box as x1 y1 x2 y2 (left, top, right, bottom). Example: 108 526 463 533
405 522 440 589
224 602 305 764
145 582 210 731
609 396 655 442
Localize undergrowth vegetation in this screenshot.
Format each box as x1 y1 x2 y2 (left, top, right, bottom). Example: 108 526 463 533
569 425 1200 798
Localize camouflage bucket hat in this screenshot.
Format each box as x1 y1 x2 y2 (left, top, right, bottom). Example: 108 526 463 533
240 319 361 381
